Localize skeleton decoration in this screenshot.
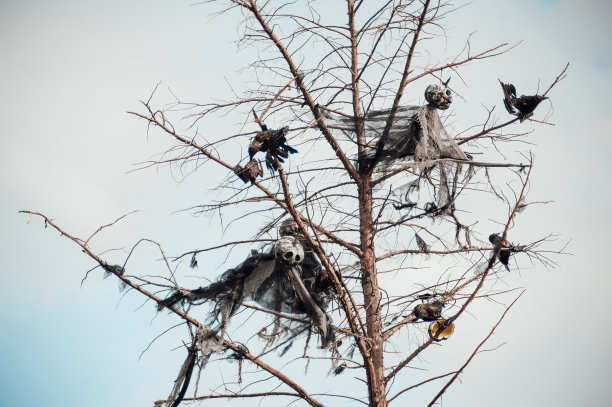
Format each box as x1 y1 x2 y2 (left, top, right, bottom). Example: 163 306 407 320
158 220 334 347
499 80 548 122
489 233 526 271
323 86 471 213
429 319 455 342
248 125 298 172
234 159 263 184
412 300 444 322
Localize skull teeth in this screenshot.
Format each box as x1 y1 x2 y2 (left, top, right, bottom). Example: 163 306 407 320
437 92 450 103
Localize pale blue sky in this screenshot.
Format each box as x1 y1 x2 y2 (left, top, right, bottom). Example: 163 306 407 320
1 0 611 406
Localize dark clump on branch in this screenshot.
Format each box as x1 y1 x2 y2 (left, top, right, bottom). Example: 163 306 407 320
424 202 439 214
278 217 301 237
332 363 347 376
234 159 263 184
103 264 124 278
489 233 526 271
248 125 298 173
227 343 249 360
413 300 444 322
499 80 548 122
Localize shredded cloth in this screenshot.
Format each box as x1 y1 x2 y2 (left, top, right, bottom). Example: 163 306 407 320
159 227 335 347
324 105 468 169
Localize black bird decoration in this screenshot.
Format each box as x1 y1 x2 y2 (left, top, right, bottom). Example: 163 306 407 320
248 110 298 173
499 80 548 122
413 300 444 322
332 363 347 376
489 233 526 271
234 159 263 184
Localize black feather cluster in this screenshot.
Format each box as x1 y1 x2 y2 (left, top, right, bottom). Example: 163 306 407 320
248 126 298 172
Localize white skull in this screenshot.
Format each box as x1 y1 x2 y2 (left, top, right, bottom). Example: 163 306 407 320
425 83 453 110
273 237 304 266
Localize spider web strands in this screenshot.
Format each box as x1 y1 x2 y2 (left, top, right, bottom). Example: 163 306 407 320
18 211 326 407
383 251 496 383
381 285 523 314
372 159 528 187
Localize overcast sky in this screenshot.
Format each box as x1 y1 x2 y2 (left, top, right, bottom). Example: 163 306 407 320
1 0 611 406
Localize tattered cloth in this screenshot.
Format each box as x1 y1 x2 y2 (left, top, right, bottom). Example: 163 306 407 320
322 105 469 169
159 244 335 346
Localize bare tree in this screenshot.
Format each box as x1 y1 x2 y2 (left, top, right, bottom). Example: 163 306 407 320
21 1 567 406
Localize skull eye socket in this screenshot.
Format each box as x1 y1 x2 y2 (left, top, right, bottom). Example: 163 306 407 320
295 255 301 262
284 251 294 259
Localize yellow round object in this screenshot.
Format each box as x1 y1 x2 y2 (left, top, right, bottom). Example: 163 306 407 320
428 319 454 341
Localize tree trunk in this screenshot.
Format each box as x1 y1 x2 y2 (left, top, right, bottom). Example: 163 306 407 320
358 176 387 407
